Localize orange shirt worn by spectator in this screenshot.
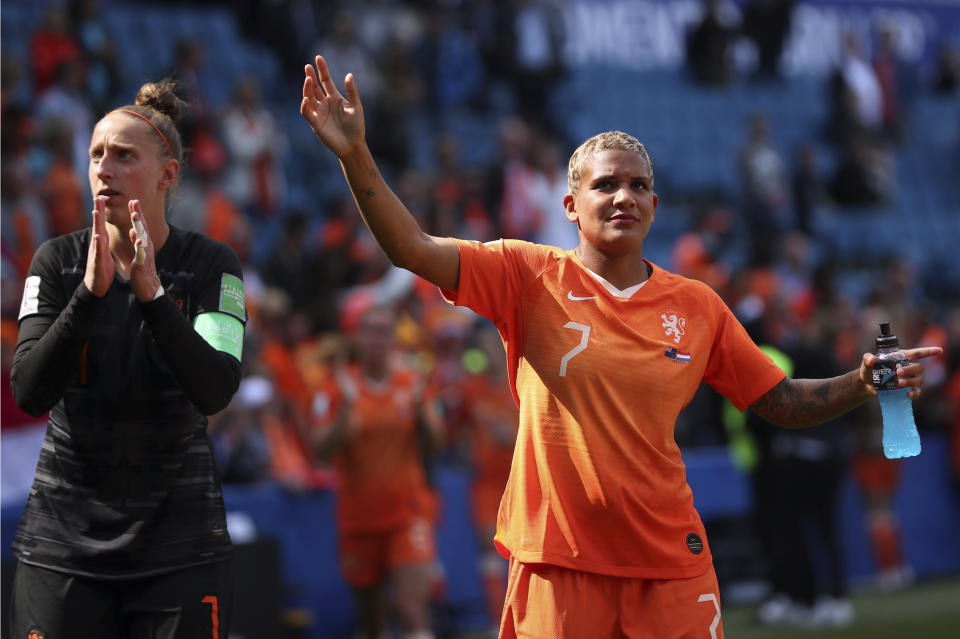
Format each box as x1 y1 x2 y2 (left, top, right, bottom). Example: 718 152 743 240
42 156 86 237
463 370 519 532
460 351 519 632
255 296 319 488
29 6 83 94
311 306 443 638
322 363 437 533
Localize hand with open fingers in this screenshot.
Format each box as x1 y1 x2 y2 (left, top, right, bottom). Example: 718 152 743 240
300 55 365 157
334 362 363 435
84 195 115 297
859 346 944 399
126 200 163 302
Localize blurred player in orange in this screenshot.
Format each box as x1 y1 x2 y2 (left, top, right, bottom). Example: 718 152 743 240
459 325 520 633
300 56 941 639
311 305 444 639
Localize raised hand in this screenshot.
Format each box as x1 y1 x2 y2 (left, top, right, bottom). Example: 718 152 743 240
126 199 163 301
84 195 115 297
859 346 944 399
335 364 358 407
300 55 365 157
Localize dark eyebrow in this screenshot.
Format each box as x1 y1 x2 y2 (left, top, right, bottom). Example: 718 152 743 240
589 172 651 185
589 172 617 183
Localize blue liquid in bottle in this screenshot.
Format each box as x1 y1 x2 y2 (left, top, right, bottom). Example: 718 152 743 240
873 322 922 459
878 388 921 459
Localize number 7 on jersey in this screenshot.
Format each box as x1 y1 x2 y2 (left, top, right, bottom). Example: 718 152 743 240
560 322 591 377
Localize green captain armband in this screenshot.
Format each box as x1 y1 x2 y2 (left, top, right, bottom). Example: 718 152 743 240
218 273 246 321
193 312 244 361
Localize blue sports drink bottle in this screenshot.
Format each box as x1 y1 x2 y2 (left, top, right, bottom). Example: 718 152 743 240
872 322 921 459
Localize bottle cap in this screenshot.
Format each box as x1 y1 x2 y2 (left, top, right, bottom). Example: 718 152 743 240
876 321 900 350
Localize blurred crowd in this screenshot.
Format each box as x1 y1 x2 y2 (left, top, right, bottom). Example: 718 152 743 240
2 0 960 628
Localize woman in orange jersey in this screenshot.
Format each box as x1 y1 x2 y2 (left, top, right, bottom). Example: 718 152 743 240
311 305 444 639
300 56 942 639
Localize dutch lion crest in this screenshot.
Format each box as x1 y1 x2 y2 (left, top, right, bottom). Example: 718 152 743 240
660 310 687 344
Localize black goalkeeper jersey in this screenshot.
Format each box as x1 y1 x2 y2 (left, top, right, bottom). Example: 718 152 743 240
10 225 245 579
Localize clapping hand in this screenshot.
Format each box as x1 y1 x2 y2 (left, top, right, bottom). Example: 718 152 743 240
126 200 163 302
84 195 115 297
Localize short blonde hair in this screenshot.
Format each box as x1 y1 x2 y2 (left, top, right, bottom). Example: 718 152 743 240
567 131 654 195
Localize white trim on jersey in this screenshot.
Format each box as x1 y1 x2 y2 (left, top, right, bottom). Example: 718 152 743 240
581 266 650 299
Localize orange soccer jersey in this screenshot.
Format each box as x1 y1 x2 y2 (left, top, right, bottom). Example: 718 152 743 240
315 362 436 533
442 239 785 579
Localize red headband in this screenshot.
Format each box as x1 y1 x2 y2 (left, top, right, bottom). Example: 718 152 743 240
115 109 174 159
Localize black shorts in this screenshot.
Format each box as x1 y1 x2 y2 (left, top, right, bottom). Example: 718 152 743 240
8 559 234 639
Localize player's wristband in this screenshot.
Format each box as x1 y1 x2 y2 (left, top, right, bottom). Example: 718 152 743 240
152 284 165 300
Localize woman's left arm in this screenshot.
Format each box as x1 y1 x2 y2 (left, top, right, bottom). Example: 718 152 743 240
749 347 943 428
140 294 242 416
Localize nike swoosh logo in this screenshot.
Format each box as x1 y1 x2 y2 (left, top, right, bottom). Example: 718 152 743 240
567 291 597 301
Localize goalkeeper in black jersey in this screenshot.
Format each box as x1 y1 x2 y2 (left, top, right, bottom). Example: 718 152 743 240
10 79 246 639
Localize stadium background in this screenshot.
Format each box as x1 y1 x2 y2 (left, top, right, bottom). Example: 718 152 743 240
1 0 959 637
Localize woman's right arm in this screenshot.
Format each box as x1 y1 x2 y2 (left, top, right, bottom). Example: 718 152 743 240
12 274 102 417
301 55 461 292
12 203 113 416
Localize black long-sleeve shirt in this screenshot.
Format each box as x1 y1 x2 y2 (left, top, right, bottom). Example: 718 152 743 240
10 225 245 578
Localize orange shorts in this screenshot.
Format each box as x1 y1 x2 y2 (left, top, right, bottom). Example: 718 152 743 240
339 516 436 587
499 560 724 639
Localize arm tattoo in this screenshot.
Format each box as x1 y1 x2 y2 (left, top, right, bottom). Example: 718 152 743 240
813 379 835 403
749 373 867 428
749 379 802 427
358 187 375 199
